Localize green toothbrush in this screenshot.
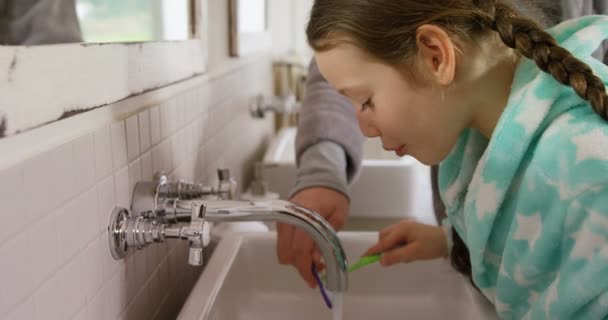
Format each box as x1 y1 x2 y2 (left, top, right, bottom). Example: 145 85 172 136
347 253 382 273
321 253 382 282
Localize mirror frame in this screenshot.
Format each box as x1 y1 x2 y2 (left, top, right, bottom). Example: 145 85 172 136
228 0 271 57
0 0 208 139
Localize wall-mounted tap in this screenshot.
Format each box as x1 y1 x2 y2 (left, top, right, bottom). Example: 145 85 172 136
108 202 210 266
249 93 300 119
107 171 349 292
131 169 237 222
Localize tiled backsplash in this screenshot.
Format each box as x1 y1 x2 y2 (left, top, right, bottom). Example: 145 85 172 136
0 57 274 320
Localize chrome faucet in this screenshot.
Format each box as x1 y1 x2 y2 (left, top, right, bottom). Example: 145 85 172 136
108 201 211 266
249 93 300 119
108 170 349 292
131 169 237 222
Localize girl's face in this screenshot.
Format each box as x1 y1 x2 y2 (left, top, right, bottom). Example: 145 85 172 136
315 42 471 165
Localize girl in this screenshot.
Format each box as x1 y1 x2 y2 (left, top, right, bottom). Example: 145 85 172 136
307 0 608 318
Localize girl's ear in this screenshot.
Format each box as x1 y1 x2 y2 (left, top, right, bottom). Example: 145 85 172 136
415 24 457 86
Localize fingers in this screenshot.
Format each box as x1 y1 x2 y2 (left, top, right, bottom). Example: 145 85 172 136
313 249 325 272
364 223 409 256
379 223 399 238
380 242 421 266
327 211 347 231
292 229 317 288
276 222 295 265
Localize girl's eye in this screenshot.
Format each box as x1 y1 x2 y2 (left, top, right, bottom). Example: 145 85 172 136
361 98 373 112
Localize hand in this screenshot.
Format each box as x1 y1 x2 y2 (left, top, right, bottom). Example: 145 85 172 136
364 220 448 267
277 187 349 288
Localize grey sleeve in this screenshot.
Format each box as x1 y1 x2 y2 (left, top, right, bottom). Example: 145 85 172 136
294 58 365 186
289 141 350 199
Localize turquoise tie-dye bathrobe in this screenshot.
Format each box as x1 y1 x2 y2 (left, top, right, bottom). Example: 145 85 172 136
439 16 608 319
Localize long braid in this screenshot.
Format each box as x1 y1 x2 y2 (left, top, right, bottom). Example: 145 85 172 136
479 0 608 120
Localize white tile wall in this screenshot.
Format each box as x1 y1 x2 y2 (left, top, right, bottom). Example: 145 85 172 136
0 59 274 319
138 110 152 154
93 125 114 180
111 121 128 170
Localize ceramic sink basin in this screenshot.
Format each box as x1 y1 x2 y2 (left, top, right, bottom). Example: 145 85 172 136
260 128 436 225
178 231 498 320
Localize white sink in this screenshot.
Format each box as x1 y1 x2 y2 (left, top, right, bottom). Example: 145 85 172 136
178 232 498 320
260 128 436 225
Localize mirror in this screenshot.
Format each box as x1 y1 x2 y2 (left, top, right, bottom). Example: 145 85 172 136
229 0 271 57
1 0 196 45
0 0 208 139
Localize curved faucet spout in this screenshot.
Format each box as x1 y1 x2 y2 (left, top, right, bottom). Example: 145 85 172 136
179 199 349 292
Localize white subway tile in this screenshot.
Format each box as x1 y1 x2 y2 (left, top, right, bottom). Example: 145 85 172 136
142 246 154 282
149 105 161 146
96 175 115 235
28 214 59 288
23 143 73 222
148 270 162 309
171 132 184 170
147 240 162 274
158 258 171 293
124 300 139 320
196 117 204 149
104 275 127 319
134 250 148 290
160 140 174 173
114 166 130 208
128 159 142 206
184 91 195 121
125 254 139 303
160 100 174 139
151 145 164 176
56 188 98 263
177 96 186 128
71 133 96 193
5 297 34 320
33 276 61 320
93 125 113 180
126 114 140 162
169 99 179 136
34 256 87 320
199 84 210 115
188 122 197 155
126 283 150 320
82 237 104 301
86 289 108 320
72 307 87 320
0 233 33 315
140 151 153 181
138 283 153 320
0 165 26 245
138 109 152 153
167 247 181 286
101 232 125 283
138 284 153 320
110 121 128 170
152 297 170 320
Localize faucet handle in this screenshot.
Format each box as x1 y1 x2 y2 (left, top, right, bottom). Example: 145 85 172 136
187 202 210 266
217 169 237 200
249 93 299 118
